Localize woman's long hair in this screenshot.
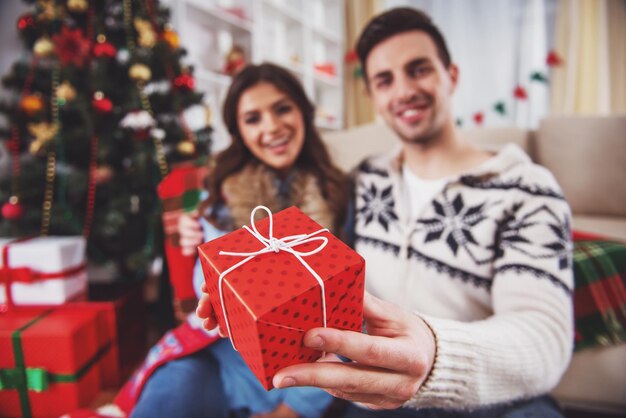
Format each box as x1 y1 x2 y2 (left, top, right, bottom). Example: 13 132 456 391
203 63 348 230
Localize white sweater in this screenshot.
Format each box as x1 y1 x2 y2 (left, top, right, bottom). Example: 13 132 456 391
353 144 574 409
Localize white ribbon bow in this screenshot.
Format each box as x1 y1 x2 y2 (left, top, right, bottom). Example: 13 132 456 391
218 206 329 351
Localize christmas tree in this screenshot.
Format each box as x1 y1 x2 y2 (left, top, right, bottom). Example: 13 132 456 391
0 0 212 280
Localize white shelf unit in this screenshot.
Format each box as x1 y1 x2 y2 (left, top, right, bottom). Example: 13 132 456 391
164 0 345 151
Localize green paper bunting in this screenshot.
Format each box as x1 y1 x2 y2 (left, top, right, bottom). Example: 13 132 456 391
530 71 548 83
493 102 506 115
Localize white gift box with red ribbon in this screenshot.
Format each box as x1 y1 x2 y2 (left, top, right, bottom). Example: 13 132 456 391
0 236 88 306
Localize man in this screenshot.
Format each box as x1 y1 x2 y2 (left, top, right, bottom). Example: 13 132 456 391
199 7 573 417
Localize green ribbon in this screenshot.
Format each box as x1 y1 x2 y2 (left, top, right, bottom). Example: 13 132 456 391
2 311 111 418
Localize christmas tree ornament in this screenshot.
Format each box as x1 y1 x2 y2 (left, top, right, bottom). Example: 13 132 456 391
129 63 152 82
546 50 563 67
176 140 196 156
530 72 548 83
17 13 35 31
37 0 60 21
173 73 195 90
493 101 507 115
94 165 114 184
20 94 45 115
344 50 358 64
28 122 58 154
93 39 117 58
1 196 24 221
134 17 157 48
117 48 130 64
162 26 180 49
120 110 156 141
67 0 89 13
52 26 92 68
455 118 463 127
473 112 484 125
92 92 113 114
33 36 55 57
182 104 211 131
514 85 528 100
56 80 77 103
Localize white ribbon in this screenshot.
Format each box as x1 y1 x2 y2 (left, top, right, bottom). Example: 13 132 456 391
217 206 329 351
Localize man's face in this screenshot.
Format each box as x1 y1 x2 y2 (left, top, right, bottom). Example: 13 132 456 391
365 31 458 144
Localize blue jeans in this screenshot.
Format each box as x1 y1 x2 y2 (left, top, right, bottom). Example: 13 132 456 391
341 395 563 418
131 348 233 418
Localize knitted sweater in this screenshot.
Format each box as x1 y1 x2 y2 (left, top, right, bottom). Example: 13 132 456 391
353 144 574 409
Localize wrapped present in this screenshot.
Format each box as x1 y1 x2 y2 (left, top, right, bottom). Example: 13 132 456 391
0 308 106 418
83 282 147 387
157 164 208 305
0 237 87 307
199 206 365 389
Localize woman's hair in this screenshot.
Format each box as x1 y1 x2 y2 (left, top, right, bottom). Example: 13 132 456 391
203 63 348 230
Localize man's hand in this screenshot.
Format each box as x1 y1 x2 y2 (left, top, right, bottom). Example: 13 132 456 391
179 211 203 256
251 403 298 418
196 282 226 337
272 292 436 410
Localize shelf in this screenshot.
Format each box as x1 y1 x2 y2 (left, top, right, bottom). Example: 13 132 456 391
313 71 340 87
195 69 232 87
312 25 341 44
263 0 302 23
186 0 253 33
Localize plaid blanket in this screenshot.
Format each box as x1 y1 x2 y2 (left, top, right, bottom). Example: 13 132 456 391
573 238 626 351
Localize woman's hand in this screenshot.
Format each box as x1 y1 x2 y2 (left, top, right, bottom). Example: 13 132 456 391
178 211 203 256
196 282 226 337
272 292 436 410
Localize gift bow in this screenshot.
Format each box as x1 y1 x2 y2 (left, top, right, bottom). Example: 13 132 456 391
218 206 329 351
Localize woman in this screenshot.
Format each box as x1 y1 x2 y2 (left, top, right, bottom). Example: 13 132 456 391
128 63 349 418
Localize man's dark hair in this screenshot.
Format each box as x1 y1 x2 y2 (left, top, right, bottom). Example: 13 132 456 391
356 7 452 80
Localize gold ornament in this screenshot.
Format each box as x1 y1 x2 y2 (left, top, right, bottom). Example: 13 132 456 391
20 94 45 115
162 27 180 49
134 18 157 48
129 64 152 82
67 0 88 13
37 0 65 21
28 122 58 154
33 36 54 57
56 81 76 102
176 140 196 155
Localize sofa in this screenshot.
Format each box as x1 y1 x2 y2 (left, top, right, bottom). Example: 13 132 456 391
322 115 626 414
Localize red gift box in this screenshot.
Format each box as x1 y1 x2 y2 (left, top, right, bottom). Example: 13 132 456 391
0 308 104 418
198 206 365 389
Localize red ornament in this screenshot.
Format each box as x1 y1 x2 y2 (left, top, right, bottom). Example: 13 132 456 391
473 112 484 125
173 74 195 90
2 199 24 220
92 94 113 113
514 85 528 100
546 50 563 67
17 13 35 31
93 42 117 58
52 26 92 68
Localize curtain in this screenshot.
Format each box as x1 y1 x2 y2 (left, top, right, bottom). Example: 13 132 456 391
551 0 626 115
344 0 380 128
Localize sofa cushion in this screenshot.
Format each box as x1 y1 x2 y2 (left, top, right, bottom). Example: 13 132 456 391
536 116 626 217
572 239 626 351
460 127 532 154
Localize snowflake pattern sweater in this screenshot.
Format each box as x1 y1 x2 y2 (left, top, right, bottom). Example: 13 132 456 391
353 144 574 409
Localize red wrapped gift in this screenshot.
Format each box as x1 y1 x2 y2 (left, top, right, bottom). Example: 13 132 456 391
198 206 365 389
0 308 104 418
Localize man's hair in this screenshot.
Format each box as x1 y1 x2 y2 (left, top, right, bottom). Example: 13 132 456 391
356 7 452 80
